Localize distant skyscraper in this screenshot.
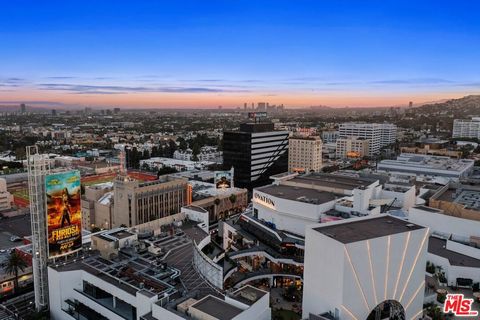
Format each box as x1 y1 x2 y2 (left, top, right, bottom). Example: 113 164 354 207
20 103 26 113
51 109 57 116
409 101 413 108
223 122 289 189
114 107 121 114
244 102 247 111
257 102 267 111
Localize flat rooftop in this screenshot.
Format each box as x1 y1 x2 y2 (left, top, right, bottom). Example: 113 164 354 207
109 230 135 240
412 205 442 213
183 205 208 213
379 153 474 172
314 215 425 244
428 237 480 268
190 295 243 320
436 187 480 211
286 173 377 191
257 184 337 205
230 285 267 306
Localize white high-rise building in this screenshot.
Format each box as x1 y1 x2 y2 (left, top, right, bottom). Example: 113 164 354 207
338 122 397 157
452 117 480 139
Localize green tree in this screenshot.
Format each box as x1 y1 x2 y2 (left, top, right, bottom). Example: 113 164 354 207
191 144 201 161
229 194 237 205
4 250 28 294
177 137 188 151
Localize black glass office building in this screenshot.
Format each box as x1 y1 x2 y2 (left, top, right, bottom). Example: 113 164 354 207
223 122 289 189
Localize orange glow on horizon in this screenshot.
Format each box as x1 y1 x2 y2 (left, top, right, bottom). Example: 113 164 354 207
0 88 475 108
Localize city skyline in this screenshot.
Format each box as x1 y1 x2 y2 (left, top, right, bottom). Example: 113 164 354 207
1 1 480 108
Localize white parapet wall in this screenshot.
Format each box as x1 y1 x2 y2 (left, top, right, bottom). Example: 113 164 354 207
192 235 224 289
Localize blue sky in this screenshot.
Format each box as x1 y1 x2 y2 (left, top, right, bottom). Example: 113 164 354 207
0 1 479 108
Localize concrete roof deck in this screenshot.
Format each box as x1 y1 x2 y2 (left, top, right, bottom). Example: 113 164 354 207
190 295 243 320
287 173 377 191
230 285 267 306
314 215 424 244
428 237 480 268
256 184 337 205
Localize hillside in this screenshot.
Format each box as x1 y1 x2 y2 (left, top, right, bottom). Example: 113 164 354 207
415 95 480 117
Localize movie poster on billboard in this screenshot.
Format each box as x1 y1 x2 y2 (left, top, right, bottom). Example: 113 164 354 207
215 170 233 188
45 170 82 258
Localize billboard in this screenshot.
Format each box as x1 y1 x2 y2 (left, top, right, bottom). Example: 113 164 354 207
248 112 267 119
214 170 233 189
45 170 82 258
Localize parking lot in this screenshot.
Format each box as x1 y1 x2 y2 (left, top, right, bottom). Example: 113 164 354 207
0 214 31 250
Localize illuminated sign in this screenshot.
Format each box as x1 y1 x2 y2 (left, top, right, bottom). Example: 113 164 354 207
214 170 233 189
253 192 275 207
46 170 82 258
346 151 361 158
248 112 267 119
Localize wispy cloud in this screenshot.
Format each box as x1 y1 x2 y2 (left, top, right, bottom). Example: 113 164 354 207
37 83 250 94
0 77 28 87
4 77 26 83
370 78 453 85
454 81 480 87
45 76 78 80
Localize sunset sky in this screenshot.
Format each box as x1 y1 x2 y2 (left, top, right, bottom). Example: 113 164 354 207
1 1 479 108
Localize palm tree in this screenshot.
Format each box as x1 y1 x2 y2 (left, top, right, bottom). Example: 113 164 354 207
4 250 28 294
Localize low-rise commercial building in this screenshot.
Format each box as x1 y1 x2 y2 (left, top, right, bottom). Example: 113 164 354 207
408 183 480 288
252 172 415 237
335 137 369 159
190 181 248 223
48 225 270 320
113 174 191 227
378 153 474 180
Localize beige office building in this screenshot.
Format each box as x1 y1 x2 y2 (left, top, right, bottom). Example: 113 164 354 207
113 174 191 227
288 136 323 173
0 178 13 211
335 137 369 159
81 182 113 231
